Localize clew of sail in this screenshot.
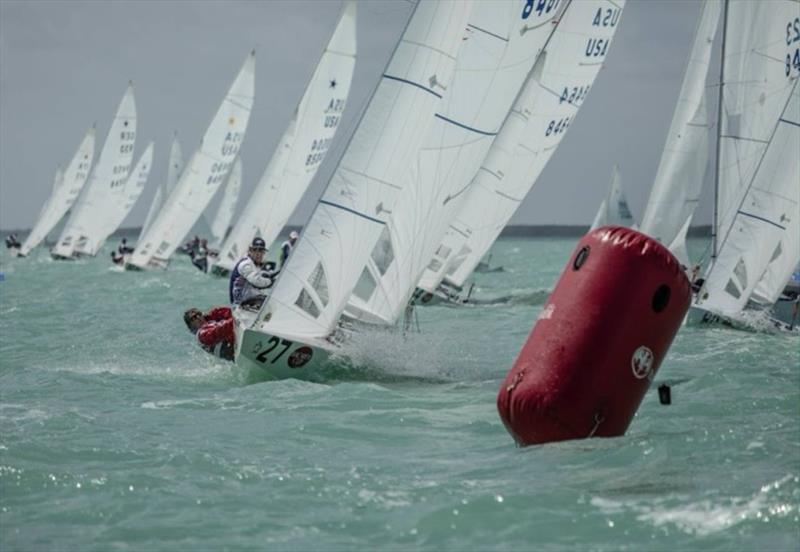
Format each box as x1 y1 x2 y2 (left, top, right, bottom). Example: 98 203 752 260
345 0 563 326
249 0 473 343
213 2 357 274
590 164 634 230
639 0 721 251
206 156 242 249
140 133 183 241
53 85 137 258
128 51 255 270
21 127 95 256
422 0 626 292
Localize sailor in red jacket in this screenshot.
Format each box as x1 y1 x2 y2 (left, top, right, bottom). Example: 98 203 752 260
183 306 235 361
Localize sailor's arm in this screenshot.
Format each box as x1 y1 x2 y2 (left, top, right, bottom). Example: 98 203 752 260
197 319 234 347
239 259 275 289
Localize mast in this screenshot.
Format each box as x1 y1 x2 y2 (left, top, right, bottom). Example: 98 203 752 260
711 0 729 261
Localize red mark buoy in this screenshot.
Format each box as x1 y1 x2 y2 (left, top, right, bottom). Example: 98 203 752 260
497 226 691 446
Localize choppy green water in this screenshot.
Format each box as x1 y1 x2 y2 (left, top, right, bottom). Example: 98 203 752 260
1 236 798 551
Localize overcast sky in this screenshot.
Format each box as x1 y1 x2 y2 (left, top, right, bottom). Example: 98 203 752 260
0 0 711 231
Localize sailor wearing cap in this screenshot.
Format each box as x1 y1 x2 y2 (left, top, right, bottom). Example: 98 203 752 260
280 231 299 269
229 237 279 307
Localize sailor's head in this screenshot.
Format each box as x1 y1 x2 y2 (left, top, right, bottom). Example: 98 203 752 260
183 308 204 333
121 238 127 244
289 231 299 245
249 237 267 262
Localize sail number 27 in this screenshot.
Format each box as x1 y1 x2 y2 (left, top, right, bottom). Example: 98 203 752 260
788 17 800 78
256 336 294 364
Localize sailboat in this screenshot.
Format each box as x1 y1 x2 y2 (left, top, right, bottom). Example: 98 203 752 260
127 51 255 270
590 164 634 230
234 1 473 378
75 142 154 257
414 0 626 305
343 0 564 327
639 0 721 267
18 127 95 257
204 157 241 250
139 133 183 242
210 1 357 277
689 0 800 332
52 83 137 259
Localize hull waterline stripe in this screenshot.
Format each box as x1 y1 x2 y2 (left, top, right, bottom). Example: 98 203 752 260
737 210 786 230
382 74 442 98
434 114 498 136
319 199 386 225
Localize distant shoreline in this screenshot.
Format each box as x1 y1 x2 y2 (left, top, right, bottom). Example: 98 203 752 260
2 224 713 239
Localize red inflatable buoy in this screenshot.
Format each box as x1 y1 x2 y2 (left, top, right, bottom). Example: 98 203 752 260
497 226 691 446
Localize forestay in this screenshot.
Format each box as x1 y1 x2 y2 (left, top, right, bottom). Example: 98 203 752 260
422 0 625 291
128 51 255 269
53 84 137 258
213 2 356 273
346 0 563 325
140 133 183 240
639 0 721 250
206 157 241 248
590 164 634 230
250 1 473 342
80 143 155 255
696 1 800 315
20 127 95 256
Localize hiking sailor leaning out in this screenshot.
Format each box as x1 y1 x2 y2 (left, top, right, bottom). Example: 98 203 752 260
183 306 235 361
229 237 279 308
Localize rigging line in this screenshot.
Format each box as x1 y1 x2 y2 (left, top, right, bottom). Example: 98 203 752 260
736 211 787 231
382 74 443 98
466 23 509 43
433 114 497 136
711 0 729 261
318 199 386 225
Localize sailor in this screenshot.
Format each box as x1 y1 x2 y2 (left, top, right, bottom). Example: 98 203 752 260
229 237 279 308
280 231 299 268
5 233 21 249
183 306 235 361
191 239 209 273
110 250 124 266
118 238 134 255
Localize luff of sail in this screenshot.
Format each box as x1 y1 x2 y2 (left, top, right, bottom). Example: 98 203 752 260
422 0 626 292
590 164 634 230
53 84 137 258
140 132 183 241
249 0 473 344
128 51 255 270
345 0 563 326
639 0 721 249
213 3 356 274
20 127 95 256
696 1 800 316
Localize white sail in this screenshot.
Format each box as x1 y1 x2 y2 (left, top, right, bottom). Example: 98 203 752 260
53 84 137 258
423 0 626 291
346 0 563 325
698 82 799 315
696 0 800 316
213 2 357 273
140 133 183 240
250 0 473 343
206 156 242 248
77 143 154 255
590 164 634 229
20 127 95 256
128 51 255 269
639 0 721 249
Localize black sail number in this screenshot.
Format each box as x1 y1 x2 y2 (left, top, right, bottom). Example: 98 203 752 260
256 337 294 364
